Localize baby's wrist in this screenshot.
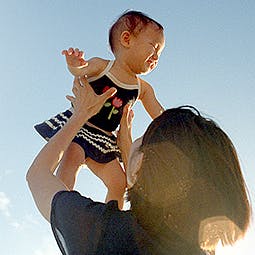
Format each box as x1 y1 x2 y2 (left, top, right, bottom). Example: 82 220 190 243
67 65 86 76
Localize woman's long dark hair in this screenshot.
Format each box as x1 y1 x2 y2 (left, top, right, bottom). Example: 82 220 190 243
128 106 251 254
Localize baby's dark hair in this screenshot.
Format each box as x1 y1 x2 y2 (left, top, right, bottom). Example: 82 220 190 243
109 10 164 53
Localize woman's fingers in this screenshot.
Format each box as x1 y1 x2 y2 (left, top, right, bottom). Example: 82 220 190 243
66 95 75 104
72 75 117 102
70 76 117 117
100 87 117 101
79 75 90 88
121 103 134 128
72 77 81 94
78 76 117 100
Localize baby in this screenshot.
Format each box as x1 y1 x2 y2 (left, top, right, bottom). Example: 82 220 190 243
35 10 165 209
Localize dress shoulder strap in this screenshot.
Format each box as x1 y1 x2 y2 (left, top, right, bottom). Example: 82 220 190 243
103 60 114 73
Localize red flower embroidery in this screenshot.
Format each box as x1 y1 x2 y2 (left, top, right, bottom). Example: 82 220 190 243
104 97 123 120
102 86 110 93
112 97 123 108
102 86 123 120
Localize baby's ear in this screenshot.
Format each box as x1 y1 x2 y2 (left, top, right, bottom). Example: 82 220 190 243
120 31 132 47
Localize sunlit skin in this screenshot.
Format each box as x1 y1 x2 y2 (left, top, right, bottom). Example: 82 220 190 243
62 24 165 82
126 136 143 188
123 23 165 75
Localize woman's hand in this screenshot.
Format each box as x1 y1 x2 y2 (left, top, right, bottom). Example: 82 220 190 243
67 76 117 120
117 103 134 170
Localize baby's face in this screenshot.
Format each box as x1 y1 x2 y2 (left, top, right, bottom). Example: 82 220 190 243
128 23 165 75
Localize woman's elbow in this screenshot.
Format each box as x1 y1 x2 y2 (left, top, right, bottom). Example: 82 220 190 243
26 164 37 185
26 170 33 188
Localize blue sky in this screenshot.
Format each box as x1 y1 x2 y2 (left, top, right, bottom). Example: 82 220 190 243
0 1 254 254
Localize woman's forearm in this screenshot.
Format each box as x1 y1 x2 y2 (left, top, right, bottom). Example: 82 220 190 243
26 112 89 221
27 113 87 177
26 76 116 222
120 132 132 171
117 105 134 171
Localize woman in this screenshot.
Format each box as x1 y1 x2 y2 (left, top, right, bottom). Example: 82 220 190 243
26 76 251 255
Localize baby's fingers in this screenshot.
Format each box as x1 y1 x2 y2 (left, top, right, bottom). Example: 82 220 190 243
61 49 67 55
74 48 82 57
68 48 74 55
62 48 75 56
78 51 84 58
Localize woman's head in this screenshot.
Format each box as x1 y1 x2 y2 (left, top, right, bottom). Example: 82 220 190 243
128 106 251 252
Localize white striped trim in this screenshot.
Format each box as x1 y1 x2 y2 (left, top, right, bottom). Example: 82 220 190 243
106 72 140 90
44 112 116 143
45 120 55 129
77 128 120 154
46 114 68 130
76 133 120 154
78 126 115 144
43 116 120 154
87 60 140 93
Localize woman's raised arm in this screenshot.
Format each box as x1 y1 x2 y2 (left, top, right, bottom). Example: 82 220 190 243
26 76 116 221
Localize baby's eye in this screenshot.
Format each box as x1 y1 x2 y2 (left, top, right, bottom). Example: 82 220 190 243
151 43 159 51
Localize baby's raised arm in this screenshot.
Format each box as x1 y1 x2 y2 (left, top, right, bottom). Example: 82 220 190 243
62 47 108 78
139 79 164 119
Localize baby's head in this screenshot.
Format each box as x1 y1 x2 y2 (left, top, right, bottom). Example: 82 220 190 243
109 11 165 74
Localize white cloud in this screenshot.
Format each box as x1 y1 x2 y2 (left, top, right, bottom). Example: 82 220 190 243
9 221 21 229
0 191 11 217
8 213 41 232
0 169 13 182
0 191 28 230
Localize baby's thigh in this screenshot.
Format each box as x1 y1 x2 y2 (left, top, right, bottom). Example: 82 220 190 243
86 158 126 189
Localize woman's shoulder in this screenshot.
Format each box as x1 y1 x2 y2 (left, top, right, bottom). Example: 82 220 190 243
51 190 131 222
51 190 110 215
51 191 152 254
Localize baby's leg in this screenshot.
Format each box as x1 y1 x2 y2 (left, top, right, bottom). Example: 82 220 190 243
56 142 85 190
86 158 126 209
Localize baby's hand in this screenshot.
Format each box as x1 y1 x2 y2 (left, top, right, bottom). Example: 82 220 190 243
62 47 88 68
